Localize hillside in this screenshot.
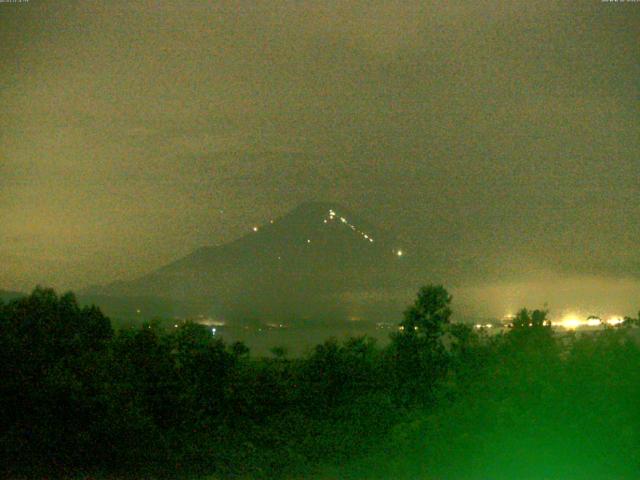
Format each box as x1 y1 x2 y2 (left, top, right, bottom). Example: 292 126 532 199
86 202 411 324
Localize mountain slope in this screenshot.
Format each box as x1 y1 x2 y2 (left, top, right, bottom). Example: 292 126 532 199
88 202 410 323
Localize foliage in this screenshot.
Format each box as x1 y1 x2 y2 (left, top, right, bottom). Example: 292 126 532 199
390 285 453 405
1 286 639 479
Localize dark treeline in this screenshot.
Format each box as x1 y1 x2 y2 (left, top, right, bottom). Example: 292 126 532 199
1 287 640 479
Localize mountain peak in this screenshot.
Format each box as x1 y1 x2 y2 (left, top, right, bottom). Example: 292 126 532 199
90 202 408 324
260 201 381 247
288 201 351 217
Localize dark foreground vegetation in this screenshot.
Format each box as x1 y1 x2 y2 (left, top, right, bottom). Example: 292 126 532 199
2 287 640 479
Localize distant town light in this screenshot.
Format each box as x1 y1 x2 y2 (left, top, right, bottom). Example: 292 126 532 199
306 239 311 244
586 317 601 327
211 327 217 336
561 315 582 330
252 226 259 232
396 249 403 257
607 316 624 326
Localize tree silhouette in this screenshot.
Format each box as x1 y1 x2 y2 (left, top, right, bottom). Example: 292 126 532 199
391 285 452 404
3 285 640 478
400 284 452 338
270 345 288 359
511 307 550 331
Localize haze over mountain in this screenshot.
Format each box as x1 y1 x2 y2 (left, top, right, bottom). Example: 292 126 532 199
2 2 638 324
86 202 413 324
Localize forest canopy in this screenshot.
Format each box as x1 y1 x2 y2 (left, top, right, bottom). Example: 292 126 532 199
1 286 640 479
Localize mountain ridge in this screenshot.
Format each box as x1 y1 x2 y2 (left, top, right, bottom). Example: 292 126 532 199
85 202 410 324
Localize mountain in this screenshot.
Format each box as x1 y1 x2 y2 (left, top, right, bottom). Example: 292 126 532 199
85 202 411 324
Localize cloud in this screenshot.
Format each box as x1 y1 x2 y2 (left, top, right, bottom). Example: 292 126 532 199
0 0 638 315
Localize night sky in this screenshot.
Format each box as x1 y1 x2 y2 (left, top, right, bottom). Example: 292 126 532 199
1 1 639 317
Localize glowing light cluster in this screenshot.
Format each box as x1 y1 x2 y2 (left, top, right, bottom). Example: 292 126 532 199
476 313 629 332
247 208 410 258
551 314 625 330
607 316 624 326
586 317 602 327
559 315 582 330
323 209 375 244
